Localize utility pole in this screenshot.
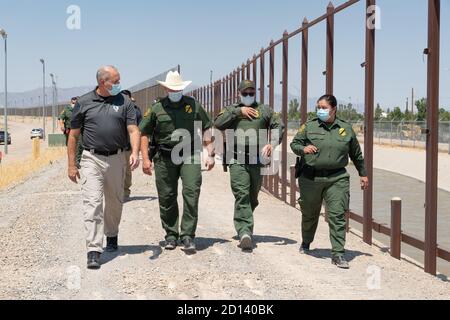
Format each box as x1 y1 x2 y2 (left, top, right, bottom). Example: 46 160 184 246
0 28 8 154
40 59 46 140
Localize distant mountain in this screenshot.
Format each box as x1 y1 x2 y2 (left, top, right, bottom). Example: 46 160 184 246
0 86 94 108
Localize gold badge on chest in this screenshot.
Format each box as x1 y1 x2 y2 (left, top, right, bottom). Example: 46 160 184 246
339 128 347 137
185 105 193 114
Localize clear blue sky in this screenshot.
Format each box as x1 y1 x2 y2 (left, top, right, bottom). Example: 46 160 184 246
0 0 449 110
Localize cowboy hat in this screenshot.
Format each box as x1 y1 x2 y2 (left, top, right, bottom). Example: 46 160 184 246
157 71 192 91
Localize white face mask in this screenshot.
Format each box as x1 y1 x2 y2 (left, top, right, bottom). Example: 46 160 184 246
168 91 183 103
240 94 256 107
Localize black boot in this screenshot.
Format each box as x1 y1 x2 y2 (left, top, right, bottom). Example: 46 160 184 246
106 236 118 252
87 252 101 270
181 238 196 253
299 242 311 254
332 256 350 269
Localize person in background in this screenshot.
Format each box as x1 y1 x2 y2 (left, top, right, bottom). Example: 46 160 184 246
121 90 143 201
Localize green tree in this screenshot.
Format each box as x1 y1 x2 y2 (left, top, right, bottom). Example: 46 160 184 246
288 99 300 120
388 107 404 121
375 103 383 120
415 98 427 121
439 108 450 121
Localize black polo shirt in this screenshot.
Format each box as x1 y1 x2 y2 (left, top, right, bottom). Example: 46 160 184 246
71 89 137 152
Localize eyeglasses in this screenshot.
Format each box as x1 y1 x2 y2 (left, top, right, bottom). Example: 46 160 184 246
241 92 256 97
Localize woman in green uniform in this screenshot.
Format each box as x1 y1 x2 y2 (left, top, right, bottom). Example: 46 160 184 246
290 94 369 269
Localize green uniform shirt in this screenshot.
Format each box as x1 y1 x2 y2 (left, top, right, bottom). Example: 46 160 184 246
59 105 74 130
213 102 285 148
139 96 212 147
290 117 367 177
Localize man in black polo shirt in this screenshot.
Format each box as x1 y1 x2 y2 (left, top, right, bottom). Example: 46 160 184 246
68 65 141 269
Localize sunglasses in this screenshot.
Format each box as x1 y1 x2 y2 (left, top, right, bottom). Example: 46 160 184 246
241 92 256 97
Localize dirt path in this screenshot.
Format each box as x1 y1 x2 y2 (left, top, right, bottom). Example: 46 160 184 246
0 158 448 300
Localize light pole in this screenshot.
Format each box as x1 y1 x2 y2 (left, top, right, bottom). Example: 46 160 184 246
50 73 56 133
0 28 8 154
40 58 46 140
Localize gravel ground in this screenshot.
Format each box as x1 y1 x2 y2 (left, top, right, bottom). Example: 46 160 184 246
0 158 449 300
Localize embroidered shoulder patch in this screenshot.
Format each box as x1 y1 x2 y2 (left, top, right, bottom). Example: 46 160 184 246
339 128 347 137
298 124 306 134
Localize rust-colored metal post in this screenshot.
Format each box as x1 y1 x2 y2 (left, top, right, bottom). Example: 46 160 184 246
326 2 334 95
259 48 265 104
269 41 276 196
247 59 251 79
290 166 297 207
221 78 224 109
281 31 289 203
301 18 309 124
425 0 440 276
236 68 240 102
345 211 350 233
363 0 376 246
241 64 246 81
252 55 257 88
259 49 267 189
391 197 402 260
224 76 228 107
231 72 234 105
231 71 235 104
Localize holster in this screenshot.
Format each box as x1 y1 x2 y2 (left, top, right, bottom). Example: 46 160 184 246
295 157 304 179
148 133 158 162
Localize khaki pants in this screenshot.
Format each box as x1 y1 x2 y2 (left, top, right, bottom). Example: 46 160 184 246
80 150 126 253
124 150 132 198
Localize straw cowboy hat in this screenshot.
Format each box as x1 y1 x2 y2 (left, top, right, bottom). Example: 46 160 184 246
157 71 192 91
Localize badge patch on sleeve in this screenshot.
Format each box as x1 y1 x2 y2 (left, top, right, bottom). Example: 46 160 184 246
144 107 152 118
299 124 306 134
339 128 347 137
185 105 193 114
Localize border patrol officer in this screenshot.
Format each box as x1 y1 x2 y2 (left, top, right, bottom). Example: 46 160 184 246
214 80 285 251
139 71 215 254
121 90 143 201
59 97 83 166
59 97 77 145
290 94 369 269
68 66 141 269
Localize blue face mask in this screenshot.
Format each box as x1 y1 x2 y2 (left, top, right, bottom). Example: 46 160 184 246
108 83 122 96
168 91 183 103
317 109 330 122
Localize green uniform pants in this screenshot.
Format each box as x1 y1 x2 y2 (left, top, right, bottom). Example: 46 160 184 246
229 163 263 237
298 172 350 257
154 154 202 241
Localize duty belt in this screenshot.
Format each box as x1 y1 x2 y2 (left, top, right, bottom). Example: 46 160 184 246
85 148 123 157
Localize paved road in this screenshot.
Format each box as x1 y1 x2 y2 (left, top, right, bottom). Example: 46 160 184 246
0 158 448 299
0 117 54 165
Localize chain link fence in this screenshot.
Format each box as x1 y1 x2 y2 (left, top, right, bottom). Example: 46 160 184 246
287 120 450 154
